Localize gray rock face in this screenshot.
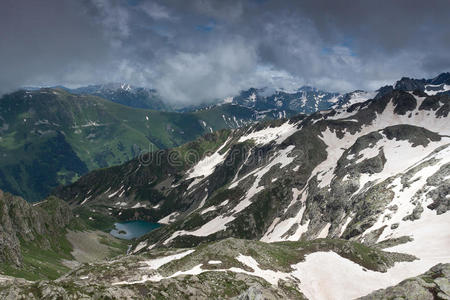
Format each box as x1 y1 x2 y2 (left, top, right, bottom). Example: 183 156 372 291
232 284 302 300
426 163 450 214
231 86 344 115
358 263 450 300
394 77 426 92
0 190 73 266
394 72 450 95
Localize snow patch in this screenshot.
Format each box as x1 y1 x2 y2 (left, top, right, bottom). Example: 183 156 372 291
186 138 231 189
230 254 291 285
132 242 147 254
425 84 450 96
238 121 298 146
339 214 353 237
158 212 179 224
131 202 147 209
164 215 235 244
141 250 195 270
317 223 331 238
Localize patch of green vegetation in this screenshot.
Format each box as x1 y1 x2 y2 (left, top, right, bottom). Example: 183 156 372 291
206 185 245 207
421 276 435 284
135 187 165 203
0 132 88 202
375 236 414 249
192 104 255 130
174 129 231 169
38 195 66 214
72 207 117 232
0 89 252 202
277 238 415 272
196 272 250 297
0 234 73 281
66 217 88 231
56 169 80 186
98 235 129 257
182 213 206 230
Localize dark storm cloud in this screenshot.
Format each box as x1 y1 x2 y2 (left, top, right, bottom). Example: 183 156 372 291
1 0 449 103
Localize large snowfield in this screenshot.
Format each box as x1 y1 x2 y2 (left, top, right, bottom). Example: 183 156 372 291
116 96 450 299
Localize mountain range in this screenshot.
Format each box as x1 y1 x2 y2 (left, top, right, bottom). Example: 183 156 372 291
0 73 449 299
30 82 377 116
64 83 172 111
0 83 373 202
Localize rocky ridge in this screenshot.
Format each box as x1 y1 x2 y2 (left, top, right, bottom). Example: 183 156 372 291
0 237 417 299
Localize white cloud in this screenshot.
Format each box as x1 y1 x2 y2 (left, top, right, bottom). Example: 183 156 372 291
154 39 260 103
140 2 174 21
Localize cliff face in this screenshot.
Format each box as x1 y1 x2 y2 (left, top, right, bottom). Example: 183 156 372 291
0 190 73 266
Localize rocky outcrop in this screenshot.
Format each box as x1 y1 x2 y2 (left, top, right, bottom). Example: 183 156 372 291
394 77 427 92
358 263 450 300
395 72 450 95
0 190 73 266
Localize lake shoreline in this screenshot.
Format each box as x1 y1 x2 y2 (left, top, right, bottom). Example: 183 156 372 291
110 220 161 240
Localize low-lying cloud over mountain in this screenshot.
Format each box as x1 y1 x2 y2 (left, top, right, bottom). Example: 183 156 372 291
1 0 450 103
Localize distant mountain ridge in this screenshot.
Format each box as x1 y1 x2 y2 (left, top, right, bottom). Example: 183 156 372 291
7 72 447 202
65 83 172 111
50 83 375 118
231 86 341 114
394 72 450 95
22 72 450 116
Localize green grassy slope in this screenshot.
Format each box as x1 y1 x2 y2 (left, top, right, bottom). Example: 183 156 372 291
0 89 257 201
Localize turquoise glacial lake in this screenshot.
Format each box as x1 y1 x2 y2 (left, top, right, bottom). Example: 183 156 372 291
110 220 161 240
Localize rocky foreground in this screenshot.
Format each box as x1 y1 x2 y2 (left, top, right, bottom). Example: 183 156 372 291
0 237 429 299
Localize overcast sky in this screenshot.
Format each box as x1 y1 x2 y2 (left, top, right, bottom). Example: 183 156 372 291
1 0 449 103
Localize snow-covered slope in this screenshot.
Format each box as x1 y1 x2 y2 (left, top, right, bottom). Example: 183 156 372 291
120 89 448 245
55 86 449 299
335 90 376 109
395 72 450 96
424 83 450 95
229 86 369 117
